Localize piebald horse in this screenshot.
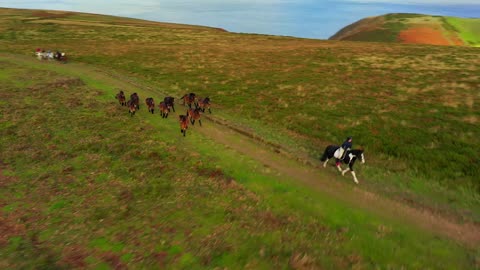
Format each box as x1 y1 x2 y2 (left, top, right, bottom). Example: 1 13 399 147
320 145 365 184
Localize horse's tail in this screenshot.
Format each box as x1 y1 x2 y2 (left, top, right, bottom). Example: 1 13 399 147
320 146 331 162
320 150 328 162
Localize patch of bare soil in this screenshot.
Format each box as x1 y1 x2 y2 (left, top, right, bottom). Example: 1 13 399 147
398 27 463 46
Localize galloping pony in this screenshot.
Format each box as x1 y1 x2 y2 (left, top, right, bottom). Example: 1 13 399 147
130 93 140 110
179 115 189 136
115 90 126 106
320 145 365 184
127 99 136 116
164 96 175 112
145 97 155 114
53 51 67 62
187 108 202 126
197 97 211 113
180 93 197 108
159 101 170 118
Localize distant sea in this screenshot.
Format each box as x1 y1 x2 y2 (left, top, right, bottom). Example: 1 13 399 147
1 1 479 39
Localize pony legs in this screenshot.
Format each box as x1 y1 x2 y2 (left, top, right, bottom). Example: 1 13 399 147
342 168 359 184
335 161 342 172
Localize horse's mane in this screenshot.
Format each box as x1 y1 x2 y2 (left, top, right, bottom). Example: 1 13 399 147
348 148 364 155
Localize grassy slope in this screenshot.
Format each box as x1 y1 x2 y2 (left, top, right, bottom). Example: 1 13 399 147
0 53 477 270
0 8 479 268
330 13 480 46
1 7 479 221
445 17 480 46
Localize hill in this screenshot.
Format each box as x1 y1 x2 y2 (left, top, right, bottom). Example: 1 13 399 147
1 7 480 269
329 13 480 46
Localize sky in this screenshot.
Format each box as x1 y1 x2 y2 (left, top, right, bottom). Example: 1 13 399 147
0 0 479 39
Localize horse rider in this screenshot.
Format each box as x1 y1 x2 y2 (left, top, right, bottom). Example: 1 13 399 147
334 136 353 163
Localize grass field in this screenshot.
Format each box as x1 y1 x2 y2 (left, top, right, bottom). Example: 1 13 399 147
1 53 478 270
1 7 479 269
445 17 480 46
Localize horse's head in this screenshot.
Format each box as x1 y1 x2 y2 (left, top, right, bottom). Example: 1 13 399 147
357 148 365 164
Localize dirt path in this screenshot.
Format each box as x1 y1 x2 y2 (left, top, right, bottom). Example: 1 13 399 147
2 53 479 248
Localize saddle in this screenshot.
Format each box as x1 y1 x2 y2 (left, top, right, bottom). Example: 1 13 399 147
333 147 347 160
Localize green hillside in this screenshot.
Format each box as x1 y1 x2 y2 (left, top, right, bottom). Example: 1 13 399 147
445 16 480 46
1 7 479 269
330 13 480 46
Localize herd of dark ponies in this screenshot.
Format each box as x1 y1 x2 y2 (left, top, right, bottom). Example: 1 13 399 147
115 90 211 137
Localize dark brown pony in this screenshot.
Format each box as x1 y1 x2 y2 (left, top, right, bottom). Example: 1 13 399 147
127 99 136 116
180 93 197 108
145 97 155 114
115 91 126 106
197 97 211 113
159 101 170 118
164 96 175 112
179 115 189 136
187 108 202 126
130 93 140 110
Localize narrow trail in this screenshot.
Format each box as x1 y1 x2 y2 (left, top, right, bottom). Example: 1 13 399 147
2 53 479 248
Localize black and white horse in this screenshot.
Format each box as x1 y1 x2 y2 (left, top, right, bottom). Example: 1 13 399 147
320 145 365 184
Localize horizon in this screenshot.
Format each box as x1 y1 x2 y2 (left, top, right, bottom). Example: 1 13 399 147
0 1 479 39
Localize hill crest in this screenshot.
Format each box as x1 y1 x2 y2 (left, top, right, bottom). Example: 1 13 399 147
329 13 480 46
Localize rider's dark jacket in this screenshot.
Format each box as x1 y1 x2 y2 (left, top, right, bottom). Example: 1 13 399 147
341 140 352 150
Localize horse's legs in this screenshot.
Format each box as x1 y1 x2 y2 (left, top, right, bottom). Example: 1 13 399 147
351 171 359 184
335 159 342 172
342 166 359 184
198 119 202 126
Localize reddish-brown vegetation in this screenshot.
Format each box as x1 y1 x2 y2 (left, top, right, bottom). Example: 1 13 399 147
398 27 464 46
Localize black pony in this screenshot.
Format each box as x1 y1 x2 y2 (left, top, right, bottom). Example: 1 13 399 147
320 145 365 184
164 96 175 112
130 93 140 110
